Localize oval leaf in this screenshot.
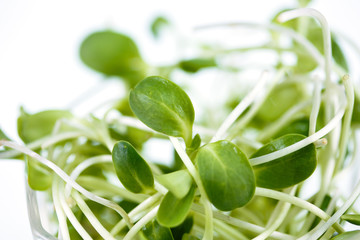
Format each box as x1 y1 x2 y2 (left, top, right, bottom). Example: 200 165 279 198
196 140 255 211
156 170 193 199
252 134 317 189
26 156 52 191
157 186 196 227
79 30 146 83
142 220 174 240
112 141 154 193
341 214 360 226
179 58 217 73
331 230 360 240
17 108 72 143
129 76 195 145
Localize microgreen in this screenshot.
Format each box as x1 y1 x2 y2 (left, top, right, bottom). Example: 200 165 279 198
1 3 360 240
112 140 154 194
252 134 317 189
196 140 255 211
129 76 195 146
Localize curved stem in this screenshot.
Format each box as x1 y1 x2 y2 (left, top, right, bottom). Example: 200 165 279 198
169 137 213 240
211 70 269 142
250 99 346 166
123 206 159 240
0 140 133 228
255 187 344 233
278 8 332 85
72 191 116 240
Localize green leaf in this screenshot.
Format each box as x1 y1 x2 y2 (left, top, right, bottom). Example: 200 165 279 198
79 30 146 84
341 214 360 225
331 231 360 240
150 16 170 38
171 216 193 240
142 220 174 240
157 186 196 227
26 156 52 191
17 108 73 143
252 134 317 189
256 82 305 122
274 118 310 138
179 58 217 73
0 128 10 140
112 141 154 193
129 76 195 145
331 35 349 72
196 140 255 211
352 93 360 125
156 170 193 199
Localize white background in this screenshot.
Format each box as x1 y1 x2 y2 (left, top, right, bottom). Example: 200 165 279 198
0 0 360 239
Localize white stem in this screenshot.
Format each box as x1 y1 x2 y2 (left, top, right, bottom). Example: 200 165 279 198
65 155 112 197
300 178 360 240
0 140 133 228
195 22 324 69
250 103 346 166
309 78 322 136
72 191 116 240
52 179 70 240
191 203 295 240
123 206 159 240
169 136 213 240
110 193 162 236
211 70 269 142
278 8 332 84
253 188 296 240
57 181 92 240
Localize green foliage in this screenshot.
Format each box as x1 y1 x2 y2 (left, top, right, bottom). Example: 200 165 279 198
79 30 146 85
252 134 317 189
179 58 217 73
17 108 72 143
196 140 255 211
130 76 195 145
171 216 193 240
274 117 310 138
26 156 52 191
151 16 170 38
156 170 193 199
157 186 196 227
331 231 360 240
341 214 360 226
256 82 305 122
142 220 174 240
112 141 154 193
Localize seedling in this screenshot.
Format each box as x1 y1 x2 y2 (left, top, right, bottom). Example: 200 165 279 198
1 1 360 239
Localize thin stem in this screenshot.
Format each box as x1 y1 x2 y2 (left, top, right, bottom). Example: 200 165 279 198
57 181 92 240
191 204 295 240
72 191 116 240
65 155 112 197
257 100 312 142
0 140 133 228
123 205 159 240
228 68 286 139
255 187 344 233
309 78 322 136
300 178 360 240
253 187 296 240
169 136 213 240
211 70 269 142
335 75 354 173
110 193 162 236
278 8 332 85
52 177 71 240
250 100 346 166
